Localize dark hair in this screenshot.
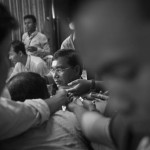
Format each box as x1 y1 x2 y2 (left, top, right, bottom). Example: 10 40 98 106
24 14 36 24
0 3 18 44
53 49 83 75
7 72 50 102
11 40 26 55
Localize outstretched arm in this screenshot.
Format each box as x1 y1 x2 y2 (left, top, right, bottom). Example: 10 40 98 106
67 79 105 96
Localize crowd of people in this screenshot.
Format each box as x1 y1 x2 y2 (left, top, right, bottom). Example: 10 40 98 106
1 0 150 150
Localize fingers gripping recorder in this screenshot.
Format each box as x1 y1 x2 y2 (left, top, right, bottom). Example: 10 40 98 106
66 91 97 112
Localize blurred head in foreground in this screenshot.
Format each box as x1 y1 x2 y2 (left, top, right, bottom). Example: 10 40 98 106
0 3 18 96
56 0 150 115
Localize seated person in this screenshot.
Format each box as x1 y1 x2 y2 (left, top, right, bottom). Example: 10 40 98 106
0 72 92 150
9 40 49 80
50 49 108 114
50 49 83 95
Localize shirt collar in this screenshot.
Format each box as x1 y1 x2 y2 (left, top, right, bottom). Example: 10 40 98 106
27 31 38 39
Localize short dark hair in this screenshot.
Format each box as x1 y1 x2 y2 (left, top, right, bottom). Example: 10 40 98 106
11 40 26 55
0 3 18 44
7 72 50 102
53 49 83 75
24 14 36 24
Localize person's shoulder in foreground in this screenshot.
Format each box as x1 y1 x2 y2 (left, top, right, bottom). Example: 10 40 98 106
0 110 92 150
1 72 91 150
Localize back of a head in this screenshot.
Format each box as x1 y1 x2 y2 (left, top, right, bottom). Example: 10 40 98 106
0 3 18 44
53 49 83 75
7 72 50 102
11 40 26 55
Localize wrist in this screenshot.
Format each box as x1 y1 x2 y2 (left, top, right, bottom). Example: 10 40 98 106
89 79 95 92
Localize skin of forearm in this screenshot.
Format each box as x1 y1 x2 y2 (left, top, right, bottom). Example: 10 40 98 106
95 80 105 92
72 105 87 123
81 112 114 147
45 96 66 115
72 105 114 147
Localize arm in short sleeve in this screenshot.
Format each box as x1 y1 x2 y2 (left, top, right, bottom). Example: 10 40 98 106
0 98 50 140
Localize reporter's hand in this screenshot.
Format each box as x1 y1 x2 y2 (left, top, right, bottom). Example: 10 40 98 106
91 92 109 101
55 89 69 105
67 79 91 96
82 93 94 100
27 46 37 52
32 51 45 58
82 100 97 111
68 102 79 112
45 89 69 114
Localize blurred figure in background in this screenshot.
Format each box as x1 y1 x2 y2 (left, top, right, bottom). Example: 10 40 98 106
61 22 76 50
22 15 50 58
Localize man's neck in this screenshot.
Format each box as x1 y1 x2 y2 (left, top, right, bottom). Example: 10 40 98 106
28 30 36 37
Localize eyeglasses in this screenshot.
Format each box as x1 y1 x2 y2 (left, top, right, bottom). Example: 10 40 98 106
50 67 71 75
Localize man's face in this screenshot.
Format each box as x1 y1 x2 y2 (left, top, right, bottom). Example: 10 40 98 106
24 18 36 33
75 0 150 114
51 57 79 88
9 47 22 65
0 34 11 94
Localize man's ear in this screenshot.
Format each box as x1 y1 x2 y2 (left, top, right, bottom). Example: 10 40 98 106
74 65 81 76
33 23 37 29
18 51 23 57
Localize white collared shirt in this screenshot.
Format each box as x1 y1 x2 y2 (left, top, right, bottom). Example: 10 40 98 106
22 31 50 53
9 55 49 79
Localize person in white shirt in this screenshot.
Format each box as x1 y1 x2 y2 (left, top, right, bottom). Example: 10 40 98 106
61 22 76 50
9 40 49 79
22 15 50 58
